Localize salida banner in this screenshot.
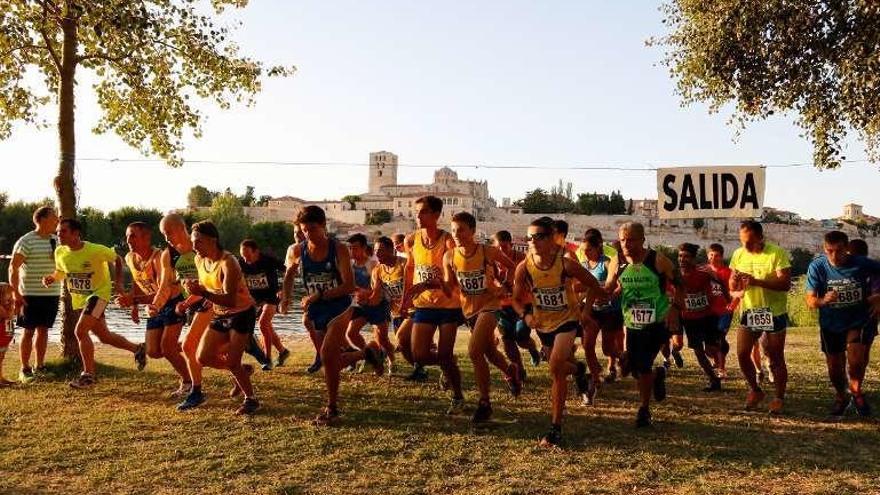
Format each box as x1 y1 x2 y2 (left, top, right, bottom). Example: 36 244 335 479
656 166 765 220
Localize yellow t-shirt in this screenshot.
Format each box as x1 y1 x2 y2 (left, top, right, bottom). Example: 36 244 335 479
55 242 117 310
730 242 791 317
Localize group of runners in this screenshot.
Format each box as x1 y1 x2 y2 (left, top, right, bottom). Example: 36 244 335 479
3 198 880 447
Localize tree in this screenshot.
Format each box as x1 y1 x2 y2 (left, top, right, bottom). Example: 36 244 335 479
239 186 256 207
187 185 215 208
515 188 554 214
209 192 252 250
789 247 816 277
366 209 392 225
255 195 272 207
1 1 291 359
341 195 361 210
655 1 880 169
106 207 164 251
246 221 294 258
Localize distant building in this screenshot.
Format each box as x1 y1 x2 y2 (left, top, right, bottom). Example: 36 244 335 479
630 199 658 218
843 203 864 221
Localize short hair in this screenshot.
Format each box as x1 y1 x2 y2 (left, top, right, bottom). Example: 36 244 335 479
392 233 405 244
619 221 645 238
192 220 220 240
678 242 699 257
415 195 443 214
849 239 869 256
530 216 554 233
296 205 326 226
347 233 368 247
33 206 55 224
494 230 512 243
240 239 259 251
708 243 724 255
60 218 83 234
553 220 569 237
740 220 763 237
452 211 476 231
126 221 151 234
584 228 603 248
823 230 849 246
376 236 394 250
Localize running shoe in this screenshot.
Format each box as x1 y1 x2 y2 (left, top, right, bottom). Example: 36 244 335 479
852 394 872 417
573 362 590 403
768 398 784 415
716 368 728 380
604 367 618 384
306 354 322 374
636 406 652 428
236 398 260 415
538 424 562 447
529 348 541 367
69 373 96 389
35 365 48 375
471 400 493 423
702 377 722 392
745 388 766 411
261 362 273 372
313 406 339 426
446 397 465 415
504 363 522 398
653 366 667 402
404 364 429 382
169 382 193 399
671 348 684 368
177 389 207 411
829 395 850 419
274 348 291 367
19 367 35 384
134 344 148 371
229 364 255 398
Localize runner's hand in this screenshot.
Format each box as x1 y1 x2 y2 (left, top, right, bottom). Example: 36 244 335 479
13 292 25 315
821 290 838 306
130 305 140 324
41 275 55 288
175 301 188 316
147 304 159 317
183 279 203 297
114 293 133 308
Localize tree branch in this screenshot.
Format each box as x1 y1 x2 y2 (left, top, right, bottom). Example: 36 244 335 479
1 44 50 59
38 2 62 71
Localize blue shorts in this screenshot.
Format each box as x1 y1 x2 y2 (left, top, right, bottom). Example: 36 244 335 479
146 295 187 330
411 307 465 327
716 313 733 334
306 297 352 332
352 300 391 326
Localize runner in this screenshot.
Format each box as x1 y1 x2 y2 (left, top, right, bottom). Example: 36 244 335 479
286 227 323 374
8 206 61 383
116 222 191 396
606 222 681 428
512 217 603 446
345 233 391 372
393 233 407 258
281 205 383 425
442 212 521 423
0 284 16 386
806 230 880 417
401 195 466 414
678 243 723 392
729 220 791 414
239 239 291 369
576 229 624 401
182 221 260 415
367 236 408 372
492 230 541 380
704 243 736 378
42 218 147 388
552 219 579 261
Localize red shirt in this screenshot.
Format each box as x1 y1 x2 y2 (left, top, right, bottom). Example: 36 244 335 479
703 263 737 315
681 268 714 320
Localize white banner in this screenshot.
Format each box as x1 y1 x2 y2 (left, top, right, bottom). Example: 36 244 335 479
657 166 765 219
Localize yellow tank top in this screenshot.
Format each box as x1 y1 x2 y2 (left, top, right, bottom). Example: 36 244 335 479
526 248 579 332
411 230 460 309
379 257 406 317
196 252 254 315
453 245 499 318
126 248 161 296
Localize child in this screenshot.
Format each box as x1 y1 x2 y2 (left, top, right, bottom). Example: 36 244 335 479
0 283 16 386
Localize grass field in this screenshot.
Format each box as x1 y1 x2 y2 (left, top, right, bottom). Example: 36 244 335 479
1 327 879 495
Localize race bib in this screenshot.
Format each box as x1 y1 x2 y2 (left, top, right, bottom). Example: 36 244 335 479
415 265 441 284
684 292 710 311
828 279 863 308
533 286 568 312
456 270 487 296
627 302 656 328
744 307 774 332
383 279 404 301
304 273 338 295
245 274 270 290
68 272 93 294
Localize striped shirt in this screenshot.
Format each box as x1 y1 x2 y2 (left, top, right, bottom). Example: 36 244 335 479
12 231 61 296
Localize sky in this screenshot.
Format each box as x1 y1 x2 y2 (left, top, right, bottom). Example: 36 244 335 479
0 0 877 220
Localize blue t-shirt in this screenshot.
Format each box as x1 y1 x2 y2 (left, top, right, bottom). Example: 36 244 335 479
806 255 880 333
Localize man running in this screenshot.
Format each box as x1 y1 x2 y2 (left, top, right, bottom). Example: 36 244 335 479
513 217 602 446
239 239 291 369
346 233 391 372
729 220 791 415
42 218 147 388
606 222 681 428
367 236 409 372
9 206 60 383
116 222 191 396
806 230 880 417
443 212 521 423
401 195 466 414
678 243 723 392
492 230 541 380
286 227 323 374
281 206 382 425
704 243 736 378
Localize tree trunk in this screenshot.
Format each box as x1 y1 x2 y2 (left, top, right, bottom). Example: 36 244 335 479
54 14 79 362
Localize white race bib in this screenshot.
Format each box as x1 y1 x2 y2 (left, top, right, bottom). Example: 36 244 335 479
744 307 774 332
828 279 863 308
304 273 338 295
245 274 270 290
456 270 487 296
383 279 404 301
684 292 709 312
415 265 441 284
68 273 93 294
533 286 568 312
628 303 656 328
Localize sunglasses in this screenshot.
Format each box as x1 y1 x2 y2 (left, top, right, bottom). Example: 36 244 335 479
526 232 550 242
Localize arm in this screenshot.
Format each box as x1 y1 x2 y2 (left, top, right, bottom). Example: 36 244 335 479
440 250 456 298
563 257 603 309
400 234 417 312
511 261 536 327
151 249 175 309
750 268 792 292
657 254 682 331
279 244 302 314
8 253 25 310
365 265 385 306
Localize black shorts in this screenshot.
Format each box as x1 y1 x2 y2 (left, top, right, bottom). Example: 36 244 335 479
820 325 878 354
146 295 186 330
537 320 581 348
682 315 721 350
16 295 60 330
210 307 257 334
594 310 624 333
81 296 108 320
352 300 391 326
625 323 670 375
411 307 465 327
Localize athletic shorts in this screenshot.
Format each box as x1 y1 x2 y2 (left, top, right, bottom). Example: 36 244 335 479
594 310 624 333
465 310 500 330
306 297 352 332
16 296 60 330
81 296 108 320
352 300 391 326
0 322 14 352
210 306 257 334
716 313 733 334
146 295 186 330
392 316 405 331
739 312 788 334
536 320 581 348
820 325 878 354
682 315 721 350
625 323 670 375
411 307 465 327
497 306 532 342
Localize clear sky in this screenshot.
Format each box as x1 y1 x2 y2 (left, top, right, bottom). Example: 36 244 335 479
1 0 876 220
